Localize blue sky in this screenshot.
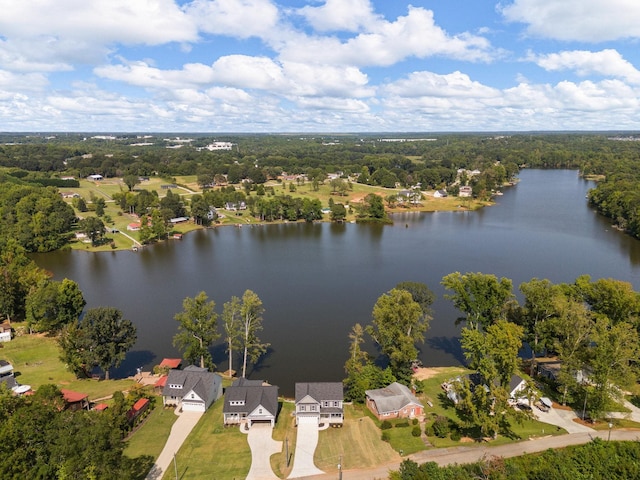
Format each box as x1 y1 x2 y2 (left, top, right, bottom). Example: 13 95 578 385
1 0 639 132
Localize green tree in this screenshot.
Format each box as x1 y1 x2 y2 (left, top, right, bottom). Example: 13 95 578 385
395 281 435 322
239 290 269 378
81 307 137 380
515 278 563 374
190 194 211 226
25 278 85 333
173 292 220 370
58 321 93 377
78 216 106 246
123 174 140 192
442 272 515 330
222 295 242 376
93 197 106 216
587 317 640 420
330 202 347 222
366 288 426 382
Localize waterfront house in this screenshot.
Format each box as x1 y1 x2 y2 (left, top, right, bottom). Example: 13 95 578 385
61 389 90 411
294 382 344 426
162 365 222 413
223 378 279 428
459 186 472 197
365 382 424 420
434 189 448 198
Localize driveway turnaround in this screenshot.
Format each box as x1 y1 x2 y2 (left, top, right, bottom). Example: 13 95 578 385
246 423 282 480
532 407 595 434
288 417 325 479
145 410 203 480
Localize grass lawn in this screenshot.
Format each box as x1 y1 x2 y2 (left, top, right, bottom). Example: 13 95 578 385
163 399 251 480
124 403 179 460
1 331 137 400
315 403 400 472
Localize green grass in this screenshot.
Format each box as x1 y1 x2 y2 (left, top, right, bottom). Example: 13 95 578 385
271 401 296 478
162 399 251 480
315 403 400 472
2 331 137 400
124 403 180 460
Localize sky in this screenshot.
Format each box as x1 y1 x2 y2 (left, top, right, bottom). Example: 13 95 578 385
1 0 640 133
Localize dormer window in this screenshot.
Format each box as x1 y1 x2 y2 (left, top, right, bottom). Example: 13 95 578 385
169 383 182 389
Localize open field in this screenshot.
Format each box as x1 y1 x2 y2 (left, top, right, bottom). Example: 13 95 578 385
2 331 137 400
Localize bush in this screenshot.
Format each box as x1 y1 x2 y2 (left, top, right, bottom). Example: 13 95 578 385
381 420 392 430
432 416 450 438
412 418 418 425
395 421 410 428
424 424 434 437
450 429 462 441
411 426 422 437
381 431 390 442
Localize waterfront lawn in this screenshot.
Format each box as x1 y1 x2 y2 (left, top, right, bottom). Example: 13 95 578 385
163 399 251 480
124 403 179 460
2 332 136 399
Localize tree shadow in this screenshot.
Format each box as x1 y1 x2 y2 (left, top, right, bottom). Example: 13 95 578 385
425 336 466 365
247 346 275 376
111 350 156 378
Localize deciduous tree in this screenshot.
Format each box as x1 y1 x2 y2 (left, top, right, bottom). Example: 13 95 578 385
442 272 514 330
174 291 220 370
239 290 269 378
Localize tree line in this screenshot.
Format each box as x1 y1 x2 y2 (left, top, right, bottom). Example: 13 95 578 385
344 272 640 439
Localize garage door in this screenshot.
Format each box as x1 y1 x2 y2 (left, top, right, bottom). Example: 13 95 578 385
297 415 319 425
182 401 205 412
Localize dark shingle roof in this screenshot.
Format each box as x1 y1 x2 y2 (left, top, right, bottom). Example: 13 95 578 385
223 379 279 416
295 382 343 403
162 366 221 404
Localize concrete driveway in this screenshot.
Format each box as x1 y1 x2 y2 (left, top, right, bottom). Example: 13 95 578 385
246 423 282 480
145 410 203 480
288 417 325 479
532 406 595 434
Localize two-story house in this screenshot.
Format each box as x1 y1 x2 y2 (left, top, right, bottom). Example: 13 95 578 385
294 382 344 426
223 378 279 428
162 365 223 413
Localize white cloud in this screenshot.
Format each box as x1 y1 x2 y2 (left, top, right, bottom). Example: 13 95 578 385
296 0 381 32
529 49 640 85
184 0 280 39
500 0 640 42
0 0 197 45
279 6 495 66
384 71 499 99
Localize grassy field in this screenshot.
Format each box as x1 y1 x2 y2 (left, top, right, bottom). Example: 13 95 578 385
162 399 252 480
2 331 137 400
124 403 180 460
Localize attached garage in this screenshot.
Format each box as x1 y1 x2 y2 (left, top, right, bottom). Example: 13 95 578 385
182 399 205 412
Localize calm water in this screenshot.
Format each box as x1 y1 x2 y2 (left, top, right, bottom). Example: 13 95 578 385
32 170 640 396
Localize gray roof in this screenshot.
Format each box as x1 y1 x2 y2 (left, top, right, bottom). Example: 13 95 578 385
365 382 423 414
162 366 222 404
224 379 279 416
295 382 343 403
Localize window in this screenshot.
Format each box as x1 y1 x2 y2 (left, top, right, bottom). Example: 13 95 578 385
311 405 317 411
333 401 340 407
169 384 182 389
300 405 305 412
259 408 263 414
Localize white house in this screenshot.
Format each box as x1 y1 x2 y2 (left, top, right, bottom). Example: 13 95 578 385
162 365 223 412
294 382 344 426
88 174 103 181
223 378 279 428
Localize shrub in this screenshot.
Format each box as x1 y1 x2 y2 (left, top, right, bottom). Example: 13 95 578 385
381 420 392 430
424 424 434 437
450 429 462 441
395 421 410 428
381 431 390 442
412 418 418 425
411 426 422 437
432 416 450 438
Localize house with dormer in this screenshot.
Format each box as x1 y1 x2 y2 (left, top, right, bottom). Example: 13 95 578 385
161 365 222 413
294 382 344 426
223 378 279 428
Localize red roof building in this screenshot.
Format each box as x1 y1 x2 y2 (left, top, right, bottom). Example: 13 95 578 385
127 397 150 422
159 358 182 369
61 389 89 411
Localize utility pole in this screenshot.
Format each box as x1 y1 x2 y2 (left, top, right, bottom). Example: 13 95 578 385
173 452 178 480
338 454 342 480
286 437 289 466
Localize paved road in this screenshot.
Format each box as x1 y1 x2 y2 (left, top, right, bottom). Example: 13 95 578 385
145 410 203 480
302 430 640 480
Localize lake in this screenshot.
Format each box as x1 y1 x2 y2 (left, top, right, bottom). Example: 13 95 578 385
32 170 640 396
